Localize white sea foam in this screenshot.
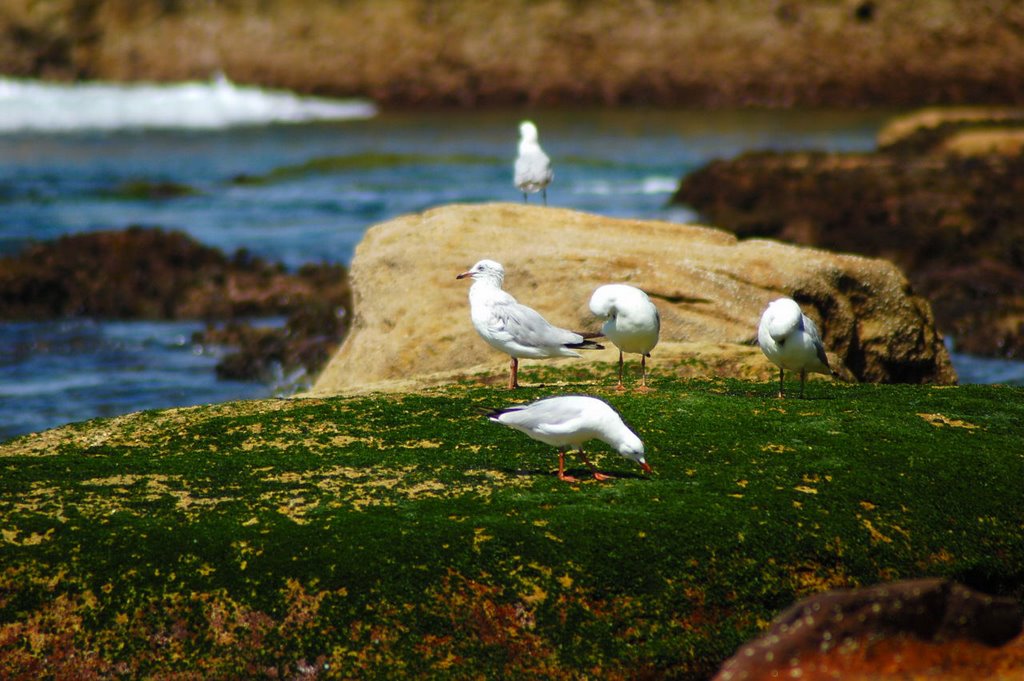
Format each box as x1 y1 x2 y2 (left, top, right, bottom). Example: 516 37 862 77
0 73 376 133
573 176 679 196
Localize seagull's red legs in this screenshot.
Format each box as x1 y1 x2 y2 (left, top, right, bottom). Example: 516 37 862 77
557 451 579 483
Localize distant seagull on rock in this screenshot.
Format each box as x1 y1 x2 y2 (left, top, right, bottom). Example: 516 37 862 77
487 395 650 482
757 297 834 398
589 284 661 391
514 120 553 205
457 259 602 389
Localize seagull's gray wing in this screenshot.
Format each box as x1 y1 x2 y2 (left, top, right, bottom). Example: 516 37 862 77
802 314 831 368
491 398 590 437
491 299 583 349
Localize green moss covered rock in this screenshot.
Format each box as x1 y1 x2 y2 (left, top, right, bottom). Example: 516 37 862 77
1 375 1021 678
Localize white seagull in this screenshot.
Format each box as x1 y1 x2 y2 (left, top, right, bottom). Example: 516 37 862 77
458 260 602 389
514 120 553 205
757 297 834 398
487 395 650 482
589 284 661 391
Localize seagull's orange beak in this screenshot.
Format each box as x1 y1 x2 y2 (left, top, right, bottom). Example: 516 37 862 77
456 270 472 280
640 462 652 474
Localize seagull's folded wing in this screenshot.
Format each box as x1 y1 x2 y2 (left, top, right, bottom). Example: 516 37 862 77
491 300 582 349
500 399 589 436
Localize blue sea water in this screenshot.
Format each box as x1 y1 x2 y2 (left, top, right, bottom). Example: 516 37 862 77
0 77 1019 441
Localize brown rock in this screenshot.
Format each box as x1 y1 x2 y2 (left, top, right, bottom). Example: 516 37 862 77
673 129 1024 360
4 2 1024 108
309 203 954 395
713 578 1024 681
0 227 352 381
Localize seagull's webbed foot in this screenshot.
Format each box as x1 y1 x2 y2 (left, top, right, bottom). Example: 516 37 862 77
577 449 611 482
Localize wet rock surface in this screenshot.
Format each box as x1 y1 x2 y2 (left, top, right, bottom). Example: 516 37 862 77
713 578 1024 681
0 227 350 381
673 116 1024 360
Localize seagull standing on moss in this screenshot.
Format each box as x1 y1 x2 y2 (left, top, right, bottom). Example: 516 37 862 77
457 259 602 389
486 395 650 482
514 121 553 205
757 297 834 398
589 284 660 391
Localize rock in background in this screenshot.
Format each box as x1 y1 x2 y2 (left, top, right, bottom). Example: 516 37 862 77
0 227 351 382
310 203 954 395
2 1 1024 107
673 108 1024 360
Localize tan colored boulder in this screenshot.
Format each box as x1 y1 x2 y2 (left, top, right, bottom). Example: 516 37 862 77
309 203 955 395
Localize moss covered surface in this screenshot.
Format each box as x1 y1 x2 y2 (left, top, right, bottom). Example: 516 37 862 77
1 375 1022 678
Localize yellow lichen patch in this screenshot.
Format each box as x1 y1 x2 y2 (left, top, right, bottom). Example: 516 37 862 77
861 517 893 544
860 501 877 511
794 485 818 494
2 527 55 546
405 480 447 499
400 440 443 449
274 496 319 525
473 528 493 551
917 413 980 430
791 563 854 594
761 444 794 454
80 474 151 487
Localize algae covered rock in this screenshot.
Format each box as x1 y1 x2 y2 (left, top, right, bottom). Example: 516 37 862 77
0 227 351 381
310 203 954 395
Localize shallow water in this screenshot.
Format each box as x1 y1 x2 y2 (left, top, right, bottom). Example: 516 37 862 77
0 81 1017 441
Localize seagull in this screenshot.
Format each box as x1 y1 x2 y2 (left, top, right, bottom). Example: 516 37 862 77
514 120 553 205
457 259 603 389
486 395 650 482
589 284 661 391
757 297 834 398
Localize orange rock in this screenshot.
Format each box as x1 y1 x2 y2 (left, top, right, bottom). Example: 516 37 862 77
713 579 1023 681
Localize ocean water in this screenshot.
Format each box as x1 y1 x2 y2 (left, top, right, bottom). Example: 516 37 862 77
0 77 1018 441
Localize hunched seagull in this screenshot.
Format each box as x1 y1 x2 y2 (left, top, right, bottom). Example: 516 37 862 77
514 121 553 205
757 297 834 398
457 259 602 389
486 395 650 482
589 284 661 391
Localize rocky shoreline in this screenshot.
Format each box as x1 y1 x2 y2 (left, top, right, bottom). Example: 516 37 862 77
0 227 351 382
673 109 1024 361
2 1 1024 108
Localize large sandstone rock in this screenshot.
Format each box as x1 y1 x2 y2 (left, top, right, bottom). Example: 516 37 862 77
310 204 954 394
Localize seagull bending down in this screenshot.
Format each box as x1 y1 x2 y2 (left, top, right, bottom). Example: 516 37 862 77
514 121 553 205
757 297 834 398
487 395 650 482
457 259 602 389
589 284 660 391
